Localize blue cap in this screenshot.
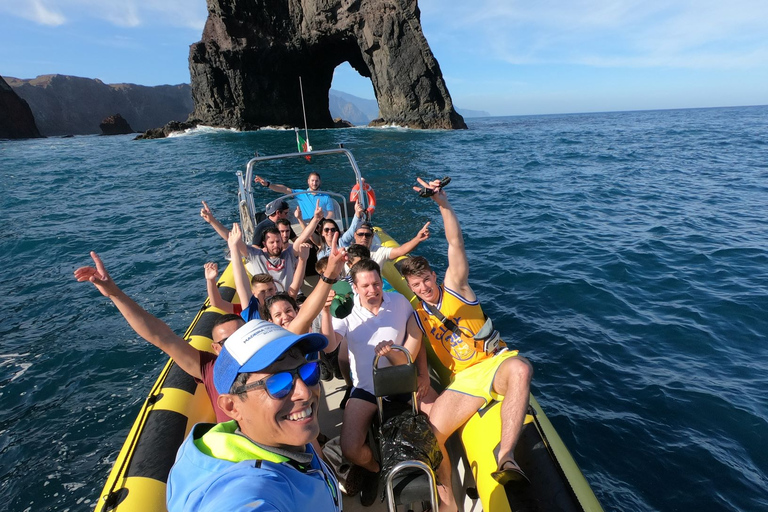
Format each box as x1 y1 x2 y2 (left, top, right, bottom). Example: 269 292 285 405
265 199 289 215
213 319 328 395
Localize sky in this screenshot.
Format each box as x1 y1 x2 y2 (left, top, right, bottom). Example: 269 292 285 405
1 0 767 116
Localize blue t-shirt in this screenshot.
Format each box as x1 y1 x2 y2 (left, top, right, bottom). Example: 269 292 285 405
240 295 261 322
292 188 335 220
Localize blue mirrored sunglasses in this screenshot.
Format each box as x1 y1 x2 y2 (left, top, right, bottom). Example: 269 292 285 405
233 360 321 399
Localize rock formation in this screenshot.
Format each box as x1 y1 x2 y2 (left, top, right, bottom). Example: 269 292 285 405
99 114 134 135
135 120 198 140
7 75 193 136
0 75 42 139
189 0 466 130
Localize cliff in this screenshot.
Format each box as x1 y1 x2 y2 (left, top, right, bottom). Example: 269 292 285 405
188 0 466 130
0 75 42 139
7 75 193 136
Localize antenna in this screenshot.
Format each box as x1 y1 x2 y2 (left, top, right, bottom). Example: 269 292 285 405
299 76 311 150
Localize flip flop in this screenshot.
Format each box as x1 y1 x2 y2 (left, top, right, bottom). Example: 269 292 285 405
491 461 530 486
417 176 452 197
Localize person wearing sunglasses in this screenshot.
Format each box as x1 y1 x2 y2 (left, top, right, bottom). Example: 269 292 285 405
74 252 246 423
349 219 431 271
167 320 341 512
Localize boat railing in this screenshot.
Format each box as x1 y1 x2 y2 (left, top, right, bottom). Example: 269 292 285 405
237 148 368 245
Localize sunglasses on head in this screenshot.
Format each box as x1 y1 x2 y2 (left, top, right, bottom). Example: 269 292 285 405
355 231 373 238
232 360 321 399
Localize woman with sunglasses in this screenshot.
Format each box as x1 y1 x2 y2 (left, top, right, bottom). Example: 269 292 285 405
294 199 365 259
263 230 348 336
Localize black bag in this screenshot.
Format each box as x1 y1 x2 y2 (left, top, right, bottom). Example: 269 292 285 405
378 411 443 488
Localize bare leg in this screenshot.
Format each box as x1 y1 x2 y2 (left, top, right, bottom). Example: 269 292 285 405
492 356 533 470
340 398 379 472
338 337 353 387
428 390 485 512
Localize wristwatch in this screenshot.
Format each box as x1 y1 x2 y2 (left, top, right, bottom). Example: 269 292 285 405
320 275 338 284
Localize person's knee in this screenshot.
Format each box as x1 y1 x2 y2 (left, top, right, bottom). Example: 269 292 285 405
505 356 533 383
515 356 534 381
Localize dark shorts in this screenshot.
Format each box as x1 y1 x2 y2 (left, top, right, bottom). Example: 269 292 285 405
350 387 412 405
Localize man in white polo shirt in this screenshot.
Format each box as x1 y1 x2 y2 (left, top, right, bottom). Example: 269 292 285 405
324 259 430 506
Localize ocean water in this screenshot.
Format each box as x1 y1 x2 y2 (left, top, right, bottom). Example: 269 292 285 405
1 106 767 511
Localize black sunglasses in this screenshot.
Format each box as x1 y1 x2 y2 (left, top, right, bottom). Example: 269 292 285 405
232 361 321 399
355 232 373 238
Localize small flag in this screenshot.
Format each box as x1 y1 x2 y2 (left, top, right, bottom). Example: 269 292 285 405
295 128 312 161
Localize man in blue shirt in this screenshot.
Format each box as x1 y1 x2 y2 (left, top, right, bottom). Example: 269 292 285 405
167 320 341 512
254 172 335 221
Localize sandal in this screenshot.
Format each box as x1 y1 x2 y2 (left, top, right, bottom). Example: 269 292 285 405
491 460 530 486
417 176 452 197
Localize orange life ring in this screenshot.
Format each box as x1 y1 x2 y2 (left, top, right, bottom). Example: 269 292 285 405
350 181 376 215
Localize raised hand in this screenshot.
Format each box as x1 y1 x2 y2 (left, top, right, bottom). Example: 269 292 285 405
228 223 242 250
326 231 347 278
294 205 302 220
313 198 323 220
254 175 268 187
324 289 336 310
416 221 431 241
354 200 364 218
74 251 120 298
200 200 215 223
204 262 219 281
297 242 312 260
414 177 448 203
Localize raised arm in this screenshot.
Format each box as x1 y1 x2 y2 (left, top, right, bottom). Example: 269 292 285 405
74 252 203 380
205 262 234 313
254 174 292 195
292 199 324 254
389 221 431 259
200 201 230 242
338 202 364 247
228 223 254 309
288 243 311 297
415 178 472 298
320 290 337 350
288 232 347 335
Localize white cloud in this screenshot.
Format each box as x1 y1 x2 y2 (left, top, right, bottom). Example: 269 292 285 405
0 0 206 30
420 0 768 69
0 0 67 26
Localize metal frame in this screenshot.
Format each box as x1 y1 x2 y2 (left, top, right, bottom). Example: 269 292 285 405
372 346 439 512
237 148 368 245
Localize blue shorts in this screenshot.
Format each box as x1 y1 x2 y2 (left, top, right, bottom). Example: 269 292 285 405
350 387 411 405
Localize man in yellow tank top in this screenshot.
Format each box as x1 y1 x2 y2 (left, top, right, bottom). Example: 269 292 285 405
401 178 534 511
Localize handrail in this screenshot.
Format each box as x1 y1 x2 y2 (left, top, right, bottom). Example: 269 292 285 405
269 189 352 231
244 148 368 212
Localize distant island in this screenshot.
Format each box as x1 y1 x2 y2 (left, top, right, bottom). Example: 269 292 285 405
7 74 489 137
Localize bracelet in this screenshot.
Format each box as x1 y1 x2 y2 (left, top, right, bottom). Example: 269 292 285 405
320 275 338 284
263 180 270 187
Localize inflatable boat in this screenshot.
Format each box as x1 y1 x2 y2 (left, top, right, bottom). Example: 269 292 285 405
95 149 603 512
